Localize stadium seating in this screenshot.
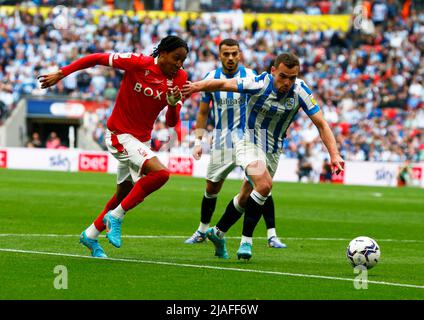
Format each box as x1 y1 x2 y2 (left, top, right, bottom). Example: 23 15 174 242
0 2 422 162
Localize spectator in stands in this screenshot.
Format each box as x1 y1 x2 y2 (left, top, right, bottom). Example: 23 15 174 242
46 131 61 149
29 132 43 148
151 120 171 152
297 142 314 183
104 81 118 101
320 158 333 182
397 159 413 187
0 100 6 122
0 4 423 166
371 0 389 27
0 81 14 117
251 14 259 35
92 123 106 150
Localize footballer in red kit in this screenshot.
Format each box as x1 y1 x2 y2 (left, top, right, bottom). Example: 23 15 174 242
105 52 187 142
39 36 189 258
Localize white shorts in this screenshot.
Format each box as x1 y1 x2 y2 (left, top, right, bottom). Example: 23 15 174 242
235 140 281 178
105 129 156 184
206 147 238 183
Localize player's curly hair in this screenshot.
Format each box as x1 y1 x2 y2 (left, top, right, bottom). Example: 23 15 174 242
151 36 189 57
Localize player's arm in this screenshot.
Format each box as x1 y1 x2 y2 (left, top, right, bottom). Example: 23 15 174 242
192 100 210 160
165 86 183 127
298 80 344 174
38 53 111 89
165 73 189 127
38 52 146 89
183 73 266 98
182 78 238 97
309 110 344 175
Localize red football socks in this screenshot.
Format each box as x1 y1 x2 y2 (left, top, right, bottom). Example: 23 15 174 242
93 194 119 231
121 169 170 211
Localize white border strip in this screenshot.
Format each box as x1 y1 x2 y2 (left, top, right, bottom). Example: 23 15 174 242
0 247 423 290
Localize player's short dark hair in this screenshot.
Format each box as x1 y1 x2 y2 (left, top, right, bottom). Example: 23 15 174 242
219 38 240 50
274 52 300 69
152 36 189 57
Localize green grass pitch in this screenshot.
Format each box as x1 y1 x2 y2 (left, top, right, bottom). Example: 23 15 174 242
0 169 423 300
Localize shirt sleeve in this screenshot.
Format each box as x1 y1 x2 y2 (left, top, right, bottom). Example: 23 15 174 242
200 72 213 104
236 72 267 94
249 68 258 76
60 53 110 76
298 81 320 116
108 53 149 71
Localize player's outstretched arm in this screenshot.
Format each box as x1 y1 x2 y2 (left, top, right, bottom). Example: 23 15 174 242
38 53 110 89
38 70 65 89
182 78 238 97
309 110 345 174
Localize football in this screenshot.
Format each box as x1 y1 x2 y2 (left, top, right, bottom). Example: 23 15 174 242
346 236 381 269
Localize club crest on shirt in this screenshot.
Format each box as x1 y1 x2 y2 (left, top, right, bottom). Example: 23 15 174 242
284 98 295 110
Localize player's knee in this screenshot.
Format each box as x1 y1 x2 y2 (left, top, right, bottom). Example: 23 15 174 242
237 193 249 208
255 178 272 197
205 180 222 195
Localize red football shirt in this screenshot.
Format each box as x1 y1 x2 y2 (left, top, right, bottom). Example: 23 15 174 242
106 53 187 142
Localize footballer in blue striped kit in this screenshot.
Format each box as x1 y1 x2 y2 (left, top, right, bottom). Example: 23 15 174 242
185 39 287 253
183 52 345 260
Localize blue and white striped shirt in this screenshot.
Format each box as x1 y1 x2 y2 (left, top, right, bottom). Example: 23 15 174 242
237 73 320 153
201 66 257 150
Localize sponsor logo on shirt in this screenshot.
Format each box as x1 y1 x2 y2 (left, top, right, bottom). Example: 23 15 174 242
134 82 164 100
217 97 246 106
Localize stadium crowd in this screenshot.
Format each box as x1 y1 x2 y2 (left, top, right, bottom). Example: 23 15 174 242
0 1 423 163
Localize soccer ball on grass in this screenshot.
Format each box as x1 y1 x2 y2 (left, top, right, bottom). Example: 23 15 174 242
346 236 380 269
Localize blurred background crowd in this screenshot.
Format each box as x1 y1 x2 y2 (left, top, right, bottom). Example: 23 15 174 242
0 0 423 164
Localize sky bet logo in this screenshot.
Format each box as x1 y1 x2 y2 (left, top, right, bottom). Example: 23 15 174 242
375 168 394 184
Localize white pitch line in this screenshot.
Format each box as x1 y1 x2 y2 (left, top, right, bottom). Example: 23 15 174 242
0 247 423 290
0 233 423 243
